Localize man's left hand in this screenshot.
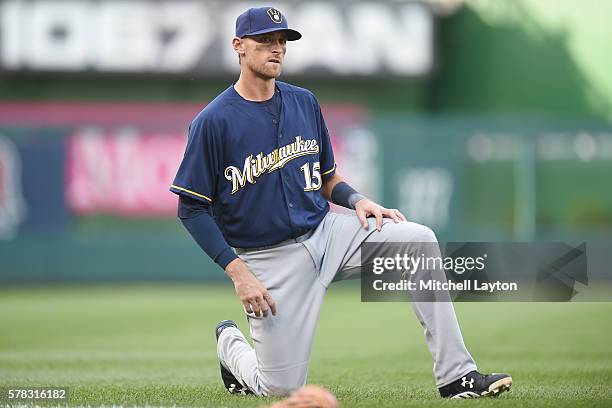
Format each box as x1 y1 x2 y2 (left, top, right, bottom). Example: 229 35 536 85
354 198 407 231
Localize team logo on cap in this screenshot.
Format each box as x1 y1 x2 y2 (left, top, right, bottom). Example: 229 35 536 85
267 8 283 24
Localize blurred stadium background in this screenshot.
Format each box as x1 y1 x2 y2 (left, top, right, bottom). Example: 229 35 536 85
0 0 611 406
0 0 612 282
1 0 611 281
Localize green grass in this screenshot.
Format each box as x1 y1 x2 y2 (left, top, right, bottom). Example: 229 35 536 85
0 284 611 407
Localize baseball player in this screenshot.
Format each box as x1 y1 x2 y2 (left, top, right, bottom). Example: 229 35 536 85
170 6 512 400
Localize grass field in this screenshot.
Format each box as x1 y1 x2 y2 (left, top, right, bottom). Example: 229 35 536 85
1 284 611 407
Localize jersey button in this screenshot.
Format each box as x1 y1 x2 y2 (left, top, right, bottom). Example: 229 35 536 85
288 203 294 208
272 119 278 124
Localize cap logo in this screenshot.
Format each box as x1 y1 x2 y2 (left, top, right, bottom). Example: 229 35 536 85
267 8 283 24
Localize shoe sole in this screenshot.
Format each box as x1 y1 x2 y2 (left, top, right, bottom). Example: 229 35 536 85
484 377 512 397
451 377 512 399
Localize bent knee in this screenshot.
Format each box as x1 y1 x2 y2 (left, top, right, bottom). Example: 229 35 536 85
410 223 437 243
384 221 437 243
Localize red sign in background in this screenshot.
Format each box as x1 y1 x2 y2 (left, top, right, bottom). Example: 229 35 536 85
0 102 367 218
66 131 187 216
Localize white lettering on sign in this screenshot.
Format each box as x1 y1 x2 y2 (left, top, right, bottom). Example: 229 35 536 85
0 0 434 77
27 1 89 70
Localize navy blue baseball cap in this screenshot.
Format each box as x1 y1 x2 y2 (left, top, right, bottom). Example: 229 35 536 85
236 7 302 41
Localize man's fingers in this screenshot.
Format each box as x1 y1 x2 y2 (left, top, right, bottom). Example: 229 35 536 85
247 292 275 317
396 209 407 222
257 296 269 317
251 305 261 317
383 208 400 223
264 292 277 315
248 297 262 316
374 210 383 231
356 209 369 230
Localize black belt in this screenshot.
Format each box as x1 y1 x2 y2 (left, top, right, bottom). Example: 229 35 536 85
234 230 314 254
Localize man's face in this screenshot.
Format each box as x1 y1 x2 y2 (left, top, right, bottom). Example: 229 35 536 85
238 32 288 79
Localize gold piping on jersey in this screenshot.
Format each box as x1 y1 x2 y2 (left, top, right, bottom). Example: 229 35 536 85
170 185 213 202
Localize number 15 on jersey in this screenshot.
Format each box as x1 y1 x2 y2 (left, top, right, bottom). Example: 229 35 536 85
300 162 322 191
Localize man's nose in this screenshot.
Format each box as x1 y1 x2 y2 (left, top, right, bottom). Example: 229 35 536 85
271 41 284 53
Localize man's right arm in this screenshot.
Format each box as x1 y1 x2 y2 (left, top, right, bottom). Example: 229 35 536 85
178 196 276 317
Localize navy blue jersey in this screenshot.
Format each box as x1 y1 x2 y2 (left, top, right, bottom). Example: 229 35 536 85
170 82 336 248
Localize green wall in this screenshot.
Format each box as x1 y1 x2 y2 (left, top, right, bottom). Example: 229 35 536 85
2 117 610 283
0 77 428 115
433 0 612 120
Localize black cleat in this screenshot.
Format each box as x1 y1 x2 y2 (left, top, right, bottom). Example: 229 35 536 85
439 370 512 399
215 320 253 395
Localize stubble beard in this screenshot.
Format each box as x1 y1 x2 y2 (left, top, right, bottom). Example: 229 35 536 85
243 52 283 80
253 62 282 80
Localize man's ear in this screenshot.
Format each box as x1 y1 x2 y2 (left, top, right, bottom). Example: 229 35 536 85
232 37 245 58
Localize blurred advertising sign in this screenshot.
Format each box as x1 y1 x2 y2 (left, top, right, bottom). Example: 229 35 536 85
64 104 369 217
0 0 434 78
66 128 186 217
0 136 26 239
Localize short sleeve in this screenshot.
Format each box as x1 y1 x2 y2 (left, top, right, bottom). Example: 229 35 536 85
317 105 336 179
170 116 221 205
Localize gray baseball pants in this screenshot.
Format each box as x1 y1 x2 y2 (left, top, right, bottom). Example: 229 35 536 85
217 212 477 396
